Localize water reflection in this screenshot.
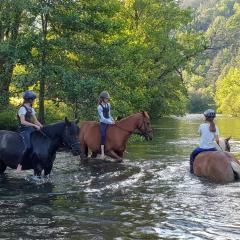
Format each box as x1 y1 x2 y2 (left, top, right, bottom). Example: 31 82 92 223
0 115 240 239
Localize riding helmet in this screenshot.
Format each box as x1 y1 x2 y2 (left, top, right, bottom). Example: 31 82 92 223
204 109 216 118
23 90 37 100
99 91 110 99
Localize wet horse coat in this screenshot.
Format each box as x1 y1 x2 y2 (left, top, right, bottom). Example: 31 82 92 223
0 119 80 176
80 112 153 160
193 138 240 182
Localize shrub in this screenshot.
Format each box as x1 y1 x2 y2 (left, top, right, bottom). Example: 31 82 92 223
0 107 18 130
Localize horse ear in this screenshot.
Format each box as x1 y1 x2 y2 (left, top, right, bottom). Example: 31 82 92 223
142 111 149 118
75 118 80 125
65 117 71 125
226 136 231 141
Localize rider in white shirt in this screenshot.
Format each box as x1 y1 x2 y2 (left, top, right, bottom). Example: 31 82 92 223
190 109 220 173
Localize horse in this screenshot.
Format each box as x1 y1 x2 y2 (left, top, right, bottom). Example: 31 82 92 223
193 137 240 182
0 118 80 176
79 111 153 161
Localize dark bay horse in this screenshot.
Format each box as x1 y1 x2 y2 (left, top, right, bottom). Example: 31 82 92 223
193 138 240 182
80 112 153 161
0 118 80 176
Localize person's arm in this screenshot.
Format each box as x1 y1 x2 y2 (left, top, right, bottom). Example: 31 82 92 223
32 115 43 128
19 115 41 130
198 125 202 136
215 126 220 145
98 105 113 124
108 103 115 124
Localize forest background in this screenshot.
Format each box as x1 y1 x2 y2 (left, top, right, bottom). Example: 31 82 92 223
0 0 239 129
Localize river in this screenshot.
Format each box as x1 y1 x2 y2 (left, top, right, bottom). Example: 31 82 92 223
0 114 240 239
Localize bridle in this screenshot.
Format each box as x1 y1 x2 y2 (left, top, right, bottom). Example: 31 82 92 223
114 114 151 137
137 117 151 138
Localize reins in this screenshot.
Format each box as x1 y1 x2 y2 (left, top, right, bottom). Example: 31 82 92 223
39 129 50 139
114 123 133 134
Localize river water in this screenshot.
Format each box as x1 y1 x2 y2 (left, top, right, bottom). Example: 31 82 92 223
0 115 240 239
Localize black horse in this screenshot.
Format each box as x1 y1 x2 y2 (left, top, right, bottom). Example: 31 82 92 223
0 118 80 176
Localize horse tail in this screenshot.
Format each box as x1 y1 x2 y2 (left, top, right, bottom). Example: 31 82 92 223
230 160 240 180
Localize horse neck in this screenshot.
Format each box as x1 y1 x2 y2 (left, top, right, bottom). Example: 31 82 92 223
216 139 226 151
117 113 141 132
42 122 65 141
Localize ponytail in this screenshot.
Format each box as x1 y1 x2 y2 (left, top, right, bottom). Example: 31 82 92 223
98 98 103 105
206 117 216 132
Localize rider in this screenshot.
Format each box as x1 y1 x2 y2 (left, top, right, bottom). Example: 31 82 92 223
190 109 220 174
98 91 115 159
16 90 43 172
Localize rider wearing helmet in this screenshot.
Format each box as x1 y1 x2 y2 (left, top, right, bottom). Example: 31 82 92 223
16 90 43 172
190 109 220 174
98 91 115 159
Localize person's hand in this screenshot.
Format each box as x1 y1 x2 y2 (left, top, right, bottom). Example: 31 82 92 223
112 120 115 124
35 125 41 130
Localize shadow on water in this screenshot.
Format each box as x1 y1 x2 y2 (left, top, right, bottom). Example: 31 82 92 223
1 115 240 239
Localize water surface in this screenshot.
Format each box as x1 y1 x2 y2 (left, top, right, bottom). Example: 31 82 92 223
1 115 240 239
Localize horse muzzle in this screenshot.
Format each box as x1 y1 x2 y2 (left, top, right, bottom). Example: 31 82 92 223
143 130 153 141
70 142 81 156
147 130 153 141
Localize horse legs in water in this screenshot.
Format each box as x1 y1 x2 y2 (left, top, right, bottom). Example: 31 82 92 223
0 161 7 174
44 154 56 176
107 150 123 162
34 163 43 176
44 163 53 176
80 143 88 160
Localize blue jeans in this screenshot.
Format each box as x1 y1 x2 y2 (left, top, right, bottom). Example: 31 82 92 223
190 147 217 174
19 127 35 150
100 123 109 145
19 127 36 164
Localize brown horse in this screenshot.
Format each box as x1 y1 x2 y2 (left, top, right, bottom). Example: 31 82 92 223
193 138 240 182
79 112 153 161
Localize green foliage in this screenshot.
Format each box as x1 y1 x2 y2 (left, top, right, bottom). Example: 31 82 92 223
0 0 204 124
184 0 240 113
215 67 240 116
0 107 18 130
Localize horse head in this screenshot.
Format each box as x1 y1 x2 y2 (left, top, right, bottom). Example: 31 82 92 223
62 117 81 156
216 136 231 152
137 111 153 141
224 136 231 152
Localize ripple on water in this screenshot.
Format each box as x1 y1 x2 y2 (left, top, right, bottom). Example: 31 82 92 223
1 116 240 239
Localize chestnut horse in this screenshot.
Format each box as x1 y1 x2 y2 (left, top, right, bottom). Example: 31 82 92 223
80 112 153 161
193 138 240 182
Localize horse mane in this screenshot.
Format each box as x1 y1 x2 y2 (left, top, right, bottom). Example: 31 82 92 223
215 138 228 151
116 112 149 124
42 121 66 138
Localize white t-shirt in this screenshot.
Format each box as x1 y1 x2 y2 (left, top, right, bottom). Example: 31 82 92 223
18 106 36 117
198 123 219 149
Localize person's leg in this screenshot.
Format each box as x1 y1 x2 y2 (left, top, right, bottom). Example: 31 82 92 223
17 127 35 172
190 148 203 174
100 123 107 159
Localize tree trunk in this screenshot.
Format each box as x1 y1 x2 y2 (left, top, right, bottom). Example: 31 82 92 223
0 62 14 108
38 11 49 123
0 7 21 109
